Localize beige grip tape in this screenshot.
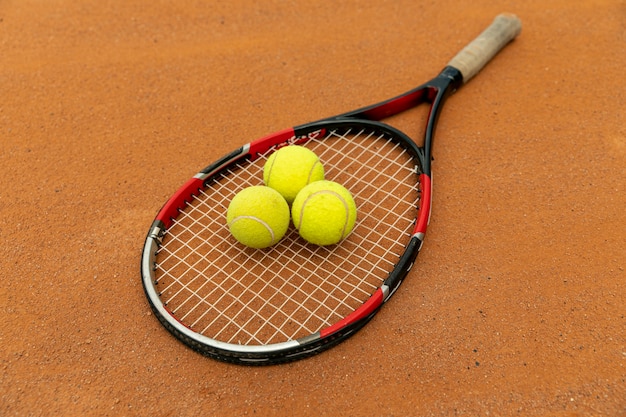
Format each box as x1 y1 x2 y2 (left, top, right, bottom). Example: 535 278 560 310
448 13 522 83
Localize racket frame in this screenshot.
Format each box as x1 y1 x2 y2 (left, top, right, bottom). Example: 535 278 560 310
141 114 438 362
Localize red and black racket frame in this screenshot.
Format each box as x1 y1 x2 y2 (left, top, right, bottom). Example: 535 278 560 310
142 66 464 363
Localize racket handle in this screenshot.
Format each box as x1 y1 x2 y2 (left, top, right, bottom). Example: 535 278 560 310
448 13 522 83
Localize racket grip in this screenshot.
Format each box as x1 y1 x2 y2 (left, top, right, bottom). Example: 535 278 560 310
448 13 522 83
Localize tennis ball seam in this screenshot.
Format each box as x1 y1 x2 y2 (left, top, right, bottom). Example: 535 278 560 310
228 215 276 245
264 152 278 189
306 160 323 185
295 190 351 239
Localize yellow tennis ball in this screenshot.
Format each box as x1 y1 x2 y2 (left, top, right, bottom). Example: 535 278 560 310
291 180 357 246
227 186 290 249
263 145 325 204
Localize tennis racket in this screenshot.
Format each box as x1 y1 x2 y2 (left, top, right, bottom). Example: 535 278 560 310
141 13 521 364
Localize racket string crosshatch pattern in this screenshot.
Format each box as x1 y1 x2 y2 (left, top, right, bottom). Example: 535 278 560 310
152 128 422 349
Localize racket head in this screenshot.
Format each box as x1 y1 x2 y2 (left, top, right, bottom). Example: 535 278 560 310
141 118 431 364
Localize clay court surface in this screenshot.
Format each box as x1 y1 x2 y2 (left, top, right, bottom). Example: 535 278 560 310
1 0 625 415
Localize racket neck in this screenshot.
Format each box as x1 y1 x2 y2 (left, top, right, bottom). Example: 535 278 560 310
422 66 463 176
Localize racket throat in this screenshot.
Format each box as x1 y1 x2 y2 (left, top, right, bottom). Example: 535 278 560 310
421 68 462 174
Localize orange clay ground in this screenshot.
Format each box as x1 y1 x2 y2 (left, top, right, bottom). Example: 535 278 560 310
1 1 624 416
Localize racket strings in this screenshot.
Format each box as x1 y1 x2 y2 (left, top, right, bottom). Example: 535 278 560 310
154 126 422 345
313 128 421 257
210 239 357 344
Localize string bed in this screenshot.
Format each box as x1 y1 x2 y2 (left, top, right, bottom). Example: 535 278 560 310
154 127 422 346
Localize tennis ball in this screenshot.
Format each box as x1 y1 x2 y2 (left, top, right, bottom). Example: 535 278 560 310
263 145 325 204
291 180 357 246
227 186 290 249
